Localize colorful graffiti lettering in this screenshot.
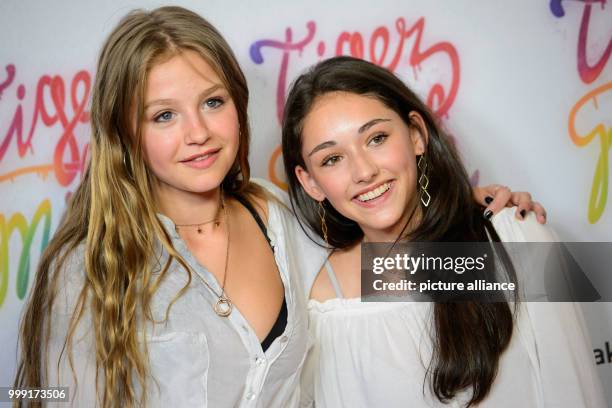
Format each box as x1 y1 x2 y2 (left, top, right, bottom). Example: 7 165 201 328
577 1 611 84
0 65 91 308
551 0 611 83
250 22 317 124
0 64 16 99
334 17 460 118
568 82 612 223
550 0 607 18
0 200 52 307
250 17 460 186
553 1 611 223
0 65 91 186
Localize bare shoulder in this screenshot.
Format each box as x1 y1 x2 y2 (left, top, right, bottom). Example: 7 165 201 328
310 243 361 301
328 244 360 275
309 263 337 302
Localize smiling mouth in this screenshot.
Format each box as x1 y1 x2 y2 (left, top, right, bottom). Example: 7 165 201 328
191 153 213 162
356 182 392 202
182 149 220 162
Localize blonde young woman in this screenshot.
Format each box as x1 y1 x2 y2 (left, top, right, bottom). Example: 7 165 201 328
15 7 541 408
14 7 329 407
282 57 605 407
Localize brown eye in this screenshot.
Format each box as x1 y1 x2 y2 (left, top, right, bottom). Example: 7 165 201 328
322 155 341 167
368 133 388 146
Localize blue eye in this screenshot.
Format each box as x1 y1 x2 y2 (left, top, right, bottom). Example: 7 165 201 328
368 133 388 146
322 155 342 167
205 97 224 109
154 111 174 123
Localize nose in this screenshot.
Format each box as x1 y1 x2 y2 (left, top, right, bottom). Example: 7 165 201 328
351 150 378 184
184 111 210 145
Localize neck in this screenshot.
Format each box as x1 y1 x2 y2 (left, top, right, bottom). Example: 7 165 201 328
361 201 422 243
156 183 224 227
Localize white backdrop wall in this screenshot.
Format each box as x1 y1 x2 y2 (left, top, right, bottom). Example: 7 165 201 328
1 0 610 403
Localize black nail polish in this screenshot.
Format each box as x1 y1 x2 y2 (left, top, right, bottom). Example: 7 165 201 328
520 209 526 219
484 196 493 205
483 210 493 220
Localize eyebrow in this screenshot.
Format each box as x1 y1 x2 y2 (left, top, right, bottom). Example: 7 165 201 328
144 84 225 110
358 118 391 133
307 118 391 157
308 141 336 157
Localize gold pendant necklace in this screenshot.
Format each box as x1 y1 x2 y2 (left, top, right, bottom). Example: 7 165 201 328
179 195 233 317
214 295 232 317
214 202 232 317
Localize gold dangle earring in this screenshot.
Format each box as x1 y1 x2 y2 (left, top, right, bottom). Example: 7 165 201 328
317 200 329 244
417 155 431 207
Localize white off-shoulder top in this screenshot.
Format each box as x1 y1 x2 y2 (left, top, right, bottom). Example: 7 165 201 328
300 208 606 407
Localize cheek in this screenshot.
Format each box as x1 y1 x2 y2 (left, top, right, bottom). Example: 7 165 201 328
389 151 415 174
382 138 416 174
142 129 179 174
212 105 241 148
313 168 352 206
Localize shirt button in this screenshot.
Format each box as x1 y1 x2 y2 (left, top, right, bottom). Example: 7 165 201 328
255 357 266 366
245 391 256 400
280 335 288 343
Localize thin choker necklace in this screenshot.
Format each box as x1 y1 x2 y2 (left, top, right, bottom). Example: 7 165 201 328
174 199 224 234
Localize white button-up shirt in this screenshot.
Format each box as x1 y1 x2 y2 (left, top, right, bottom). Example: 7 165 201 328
46 179 328 407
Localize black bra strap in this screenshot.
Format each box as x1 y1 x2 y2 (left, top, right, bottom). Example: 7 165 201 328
233 194 274 250
260 297 287 352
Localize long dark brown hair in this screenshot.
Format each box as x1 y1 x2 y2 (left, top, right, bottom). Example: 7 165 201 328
282 56 517 406
14 6 259 408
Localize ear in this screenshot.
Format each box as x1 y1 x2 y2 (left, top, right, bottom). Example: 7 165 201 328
407 111 429 155
294 165 326 201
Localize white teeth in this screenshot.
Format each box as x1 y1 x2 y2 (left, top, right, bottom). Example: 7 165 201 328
357 182 391 202
192 154 210 162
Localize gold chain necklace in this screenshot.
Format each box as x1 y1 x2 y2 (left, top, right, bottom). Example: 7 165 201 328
178 198 233 317
213 201 232 317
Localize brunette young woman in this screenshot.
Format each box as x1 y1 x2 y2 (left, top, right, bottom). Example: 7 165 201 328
282 56 605 407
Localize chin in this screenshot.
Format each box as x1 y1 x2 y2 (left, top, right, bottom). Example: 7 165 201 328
172 179 219 195
193 182 224 194
192 169 231 189
367 221 403 234
363 206 404 224
357 217 401 234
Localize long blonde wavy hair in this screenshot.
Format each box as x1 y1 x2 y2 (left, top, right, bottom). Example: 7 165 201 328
14 6 256 407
